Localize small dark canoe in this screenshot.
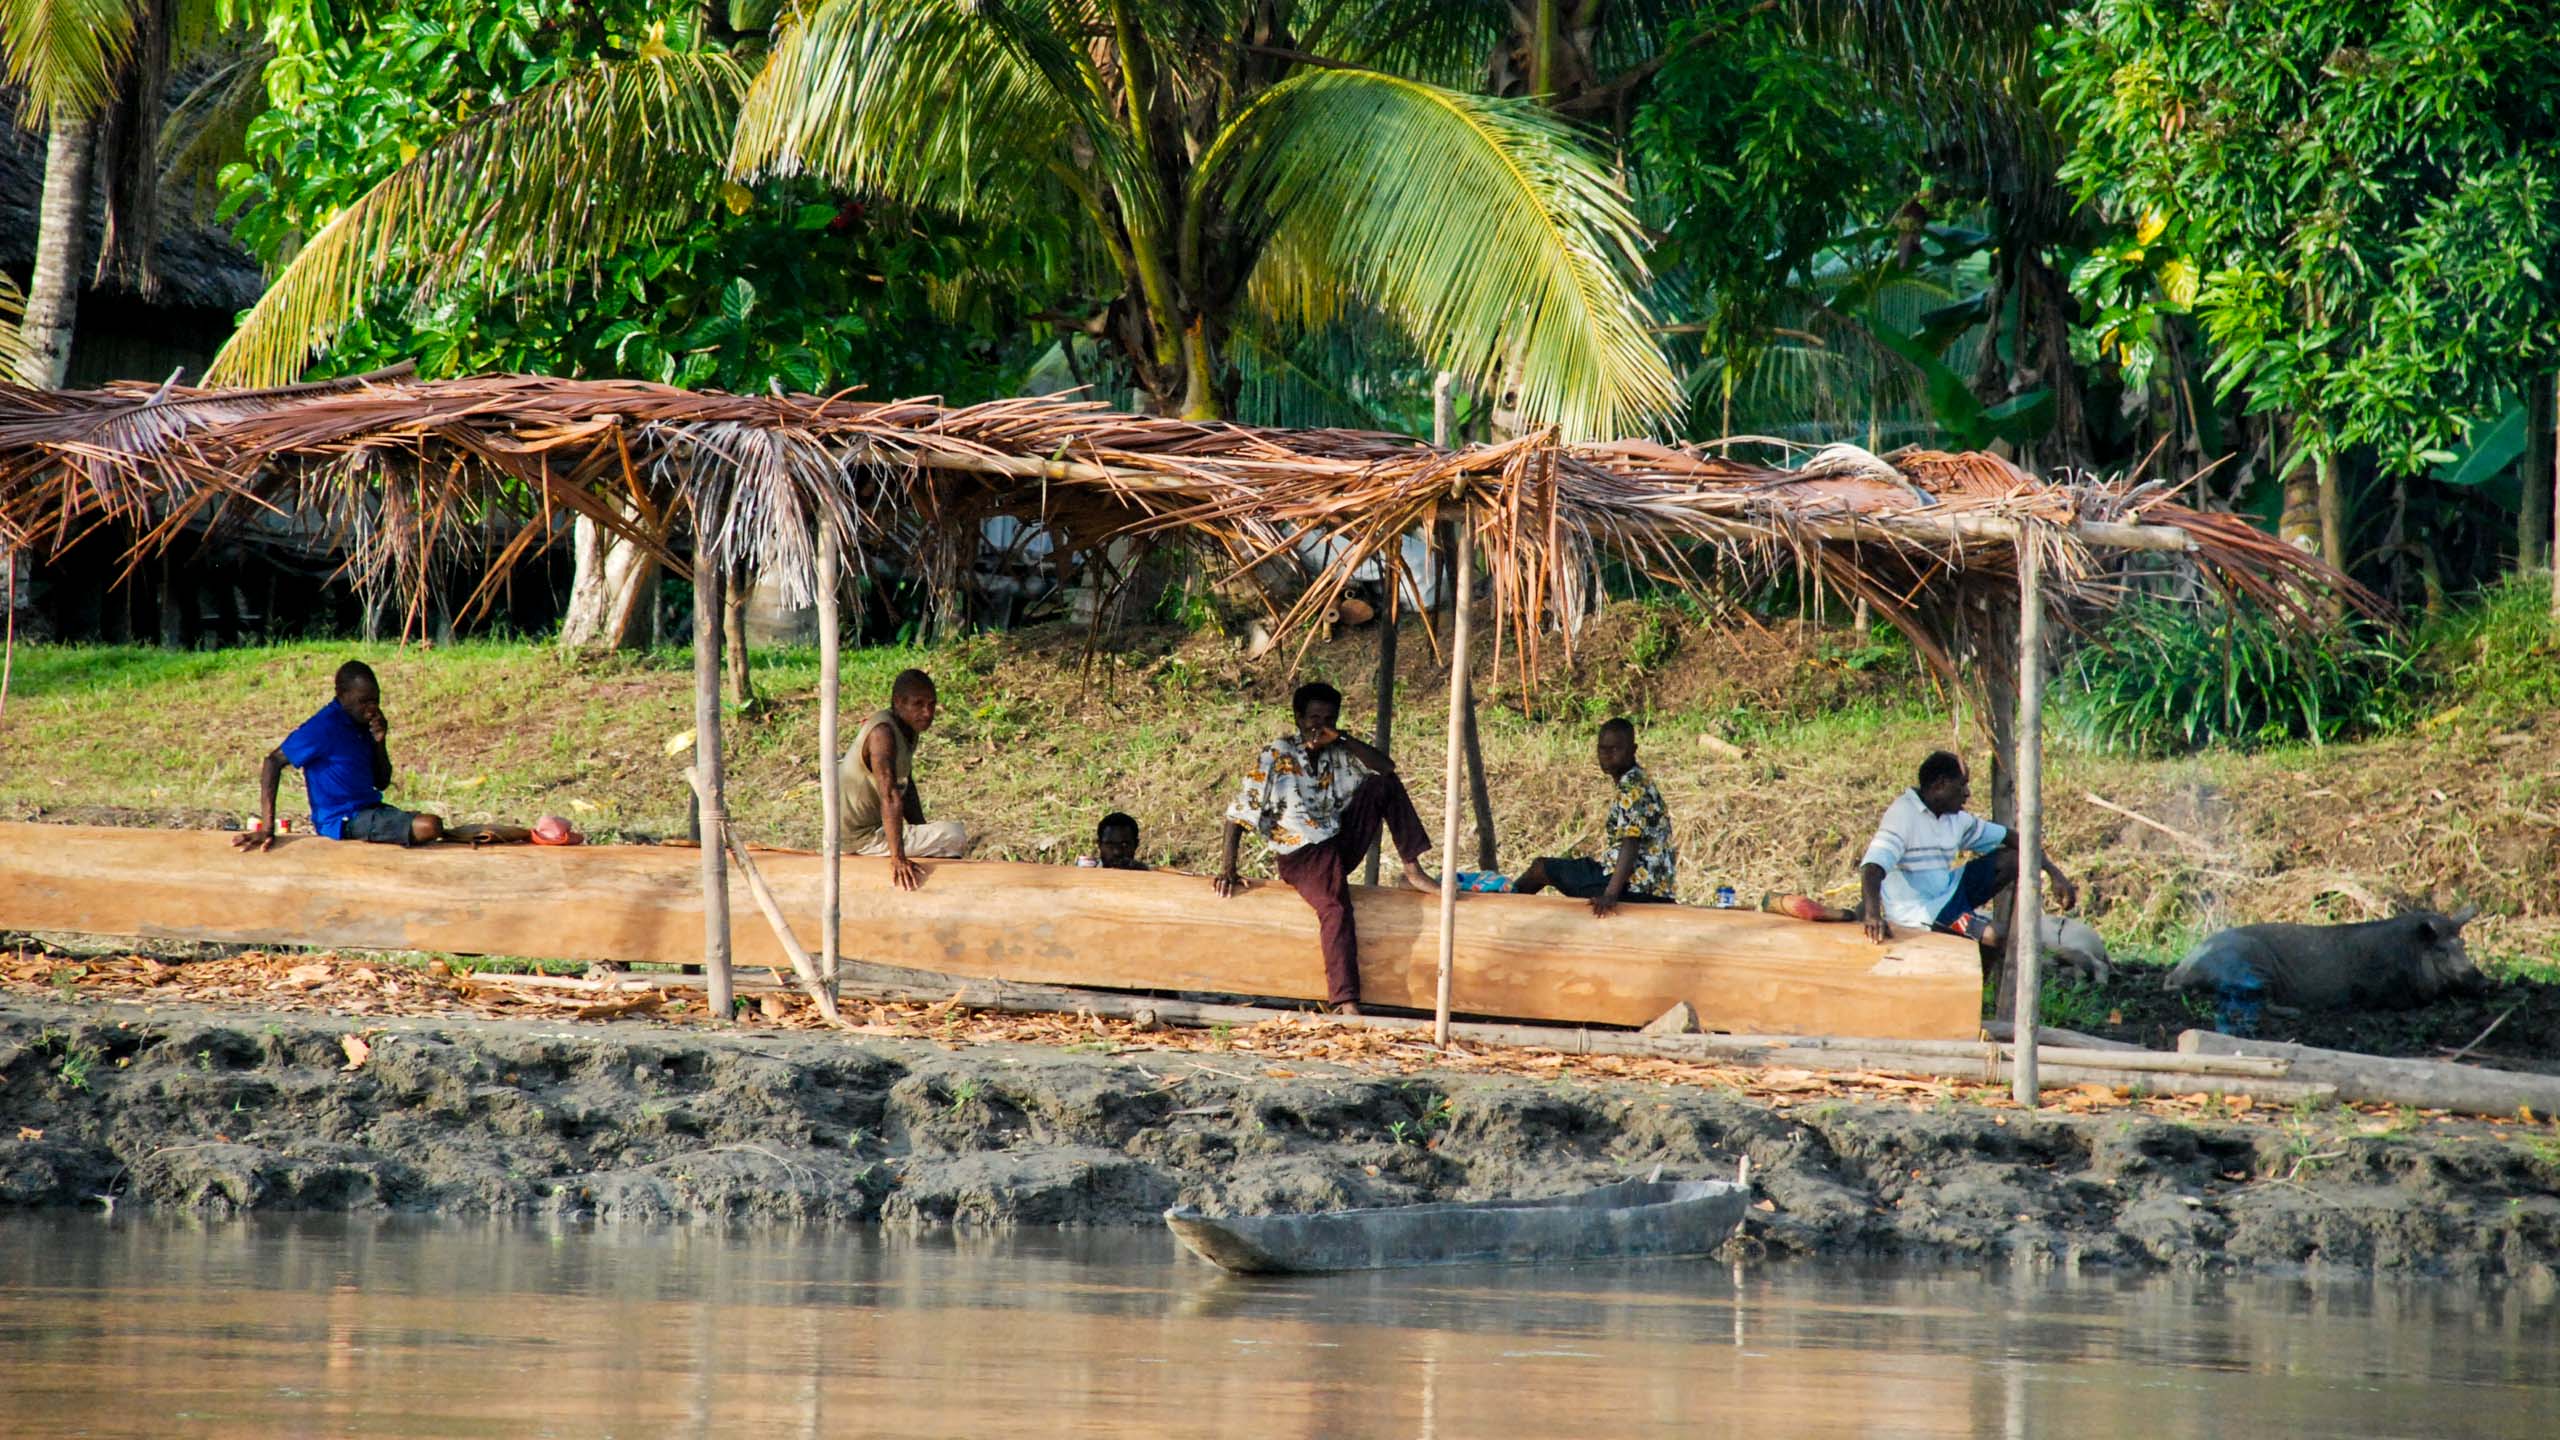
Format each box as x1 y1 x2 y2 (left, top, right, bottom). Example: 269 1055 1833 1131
1164 1177 1749 1275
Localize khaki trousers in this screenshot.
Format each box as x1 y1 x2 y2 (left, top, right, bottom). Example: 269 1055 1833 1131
854 820 971 858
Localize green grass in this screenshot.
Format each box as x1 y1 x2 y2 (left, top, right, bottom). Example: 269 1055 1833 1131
2038 976 2112 1031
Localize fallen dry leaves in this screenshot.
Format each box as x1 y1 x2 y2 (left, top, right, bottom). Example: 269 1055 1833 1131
0 946 2522 1134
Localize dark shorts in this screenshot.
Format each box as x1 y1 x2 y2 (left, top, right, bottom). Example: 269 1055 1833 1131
1542 856 1673 904
1929 853 2008 937
340 804 420 846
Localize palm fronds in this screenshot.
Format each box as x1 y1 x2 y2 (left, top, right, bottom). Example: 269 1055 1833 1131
1 376 2377 711
0 0 137 123
206 52 753 388
727 0 1067 216
0 274 28 379
1206 70 1680 440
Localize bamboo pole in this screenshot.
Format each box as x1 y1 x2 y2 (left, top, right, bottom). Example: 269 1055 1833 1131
693 553 733 1023
817 524 842 1001
2010 532 2044 1105
683 765 843 1025
1364 612 1397 888
507 964 2329 1099
1434 514 1473 1045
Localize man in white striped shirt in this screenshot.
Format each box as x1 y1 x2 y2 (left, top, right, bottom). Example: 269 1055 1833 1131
1858 751 2076 952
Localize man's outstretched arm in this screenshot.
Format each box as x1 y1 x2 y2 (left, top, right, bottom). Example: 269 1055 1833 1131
1997 831 2078 910
1590 836 1642 918
868 727 923 891
234 750 289 852
1859 862 1890 942
1212 822 1248 897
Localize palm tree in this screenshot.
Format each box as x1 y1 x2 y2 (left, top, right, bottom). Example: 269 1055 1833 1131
1 0 134 386
207 1 1679 439
3 0 252 386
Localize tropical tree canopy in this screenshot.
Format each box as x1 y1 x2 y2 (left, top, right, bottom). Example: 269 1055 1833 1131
210 0 1066 401
2048 0 2560 481
209 0 1681 438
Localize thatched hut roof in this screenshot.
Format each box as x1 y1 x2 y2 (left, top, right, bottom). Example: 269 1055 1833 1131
0 370 2363 694
0 88 264 314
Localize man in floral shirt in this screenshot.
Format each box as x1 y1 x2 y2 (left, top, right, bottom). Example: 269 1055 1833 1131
1215 681 1437 1013
1514 718 1677 916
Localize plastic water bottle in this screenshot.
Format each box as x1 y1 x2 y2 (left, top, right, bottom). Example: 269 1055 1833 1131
1714 886 1736 909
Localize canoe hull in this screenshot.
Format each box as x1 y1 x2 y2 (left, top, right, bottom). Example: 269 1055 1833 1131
1164 1177 1750 1275
0 821 1981 1036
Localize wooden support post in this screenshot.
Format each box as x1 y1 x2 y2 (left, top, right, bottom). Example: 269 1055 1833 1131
1370 376 1455 884
1364 611 1397 886
693 552 733 1023
1434 515 1474 1046
684 765 844 1026
2010 533 2044 1106
817 524 843 1001
1463 690 1495 872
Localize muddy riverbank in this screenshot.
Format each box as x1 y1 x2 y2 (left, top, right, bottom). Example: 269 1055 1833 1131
5 997 2557 1281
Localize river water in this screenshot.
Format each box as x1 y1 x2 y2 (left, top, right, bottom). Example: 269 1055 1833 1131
0 1215 2551 1438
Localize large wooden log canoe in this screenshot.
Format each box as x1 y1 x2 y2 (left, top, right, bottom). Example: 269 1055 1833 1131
0 821 1982 1038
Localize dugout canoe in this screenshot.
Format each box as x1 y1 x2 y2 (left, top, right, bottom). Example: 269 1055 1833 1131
1164 1177 1751 1275
0 821 1981 1037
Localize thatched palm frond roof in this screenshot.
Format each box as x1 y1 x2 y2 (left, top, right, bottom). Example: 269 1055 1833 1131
0 371 2365 691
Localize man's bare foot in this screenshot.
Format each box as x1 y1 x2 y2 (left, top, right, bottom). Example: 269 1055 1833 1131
1330 1001 1363 1017
1399 862 1437 894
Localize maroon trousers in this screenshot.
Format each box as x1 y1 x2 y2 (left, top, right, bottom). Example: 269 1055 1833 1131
1274 771 1433 1007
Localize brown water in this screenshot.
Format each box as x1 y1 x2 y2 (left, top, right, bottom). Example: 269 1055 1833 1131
1 1216 2552 1439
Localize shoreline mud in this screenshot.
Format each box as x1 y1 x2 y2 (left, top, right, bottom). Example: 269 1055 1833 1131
6 995 2558 1283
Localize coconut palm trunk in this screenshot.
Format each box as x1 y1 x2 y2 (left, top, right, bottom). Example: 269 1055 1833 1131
14 116 96 388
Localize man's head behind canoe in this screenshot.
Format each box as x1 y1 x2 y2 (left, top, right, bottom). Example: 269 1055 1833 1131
890 668 938 736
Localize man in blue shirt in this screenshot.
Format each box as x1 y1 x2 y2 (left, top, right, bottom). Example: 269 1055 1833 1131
234 660 445 850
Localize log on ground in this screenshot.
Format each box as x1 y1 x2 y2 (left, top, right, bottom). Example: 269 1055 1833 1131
2179 1030 2560 1120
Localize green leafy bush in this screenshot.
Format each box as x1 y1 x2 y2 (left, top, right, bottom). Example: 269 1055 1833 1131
2063 598 2417 754
2416 575 2560 725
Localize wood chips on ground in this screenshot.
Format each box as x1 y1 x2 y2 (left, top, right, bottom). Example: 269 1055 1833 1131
0 947 2515 1134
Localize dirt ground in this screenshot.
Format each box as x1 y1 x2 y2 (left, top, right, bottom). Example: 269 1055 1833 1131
2073 968 2560 1073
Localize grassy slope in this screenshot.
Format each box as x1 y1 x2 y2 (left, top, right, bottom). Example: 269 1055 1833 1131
4 608 2556 987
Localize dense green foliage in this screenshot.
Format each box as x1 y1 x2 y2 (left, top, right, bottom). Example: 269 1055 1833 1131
2063 596 2418 754
2048 0 2560 480
16 0 2554 627
218 0 1059 396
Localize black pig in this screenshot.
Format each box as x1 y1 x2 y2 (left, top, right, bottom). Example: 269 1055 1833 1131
2165 907 2487 1034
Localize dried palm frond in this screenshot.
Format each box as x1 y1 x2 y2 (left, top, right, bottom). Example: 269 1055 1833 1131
0 374 2376 713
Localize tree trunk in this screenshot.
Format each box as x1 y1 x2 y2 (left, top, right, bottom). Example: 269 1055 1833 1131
557 513 662 650
2520 373 2551 577
2316 449 2348 576
2278 438 2321 555
15 117 97 388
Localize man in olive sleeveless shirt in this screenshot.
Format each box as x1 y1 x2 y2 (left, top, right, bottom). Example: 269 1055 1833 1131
837 669 971 889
